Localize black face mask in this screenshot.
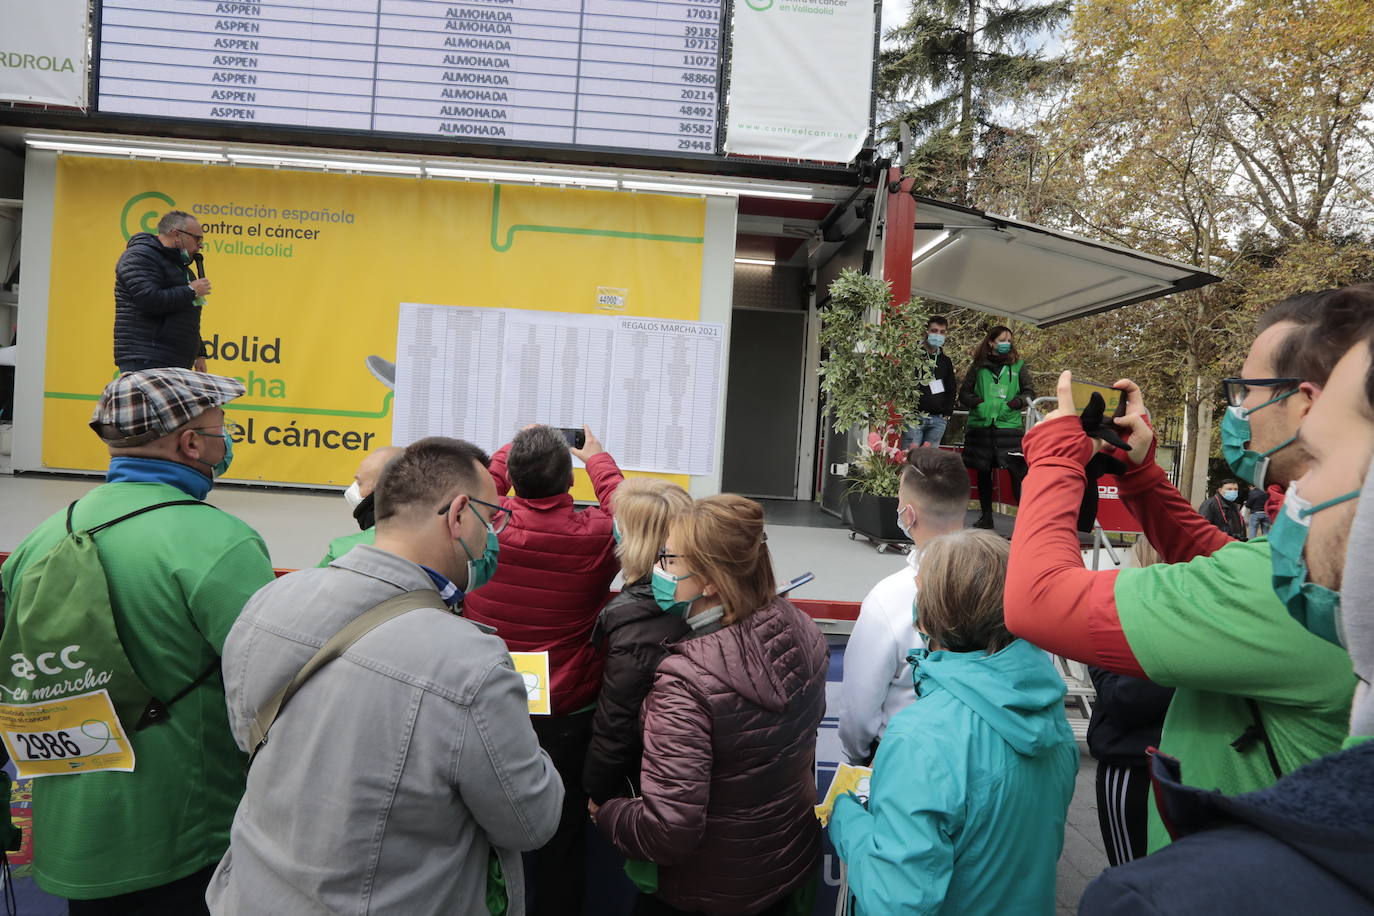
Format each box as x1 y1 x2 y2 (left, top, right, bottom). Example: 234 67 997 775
353 492 376 531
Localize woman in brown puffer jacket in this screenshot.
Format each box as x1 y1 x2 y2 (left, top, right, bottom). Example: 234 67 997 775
589 494 829 916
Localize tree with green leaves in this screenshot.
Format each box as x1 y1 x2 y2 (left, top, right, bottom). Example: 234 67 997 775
949 0 1374 502
880 0 1070 205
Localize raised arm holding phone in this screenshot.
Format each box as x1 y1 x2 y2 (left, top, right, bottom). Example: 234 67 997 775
1004 343 1353 853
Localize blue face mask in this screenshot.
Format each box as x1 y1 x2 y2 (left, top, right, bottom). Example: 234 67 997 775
651 565 700 618
212 429 234 478
1222 489 1238 502
1220 389 1298 487
927 333 945 349
457 513 500 592
192 427 234 479
1270 481 1360 646
612 519 623 544
995 341 1012 355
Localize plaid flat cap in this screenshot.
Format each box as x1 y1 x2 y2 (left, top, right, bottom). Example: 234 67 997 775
90 368 246 446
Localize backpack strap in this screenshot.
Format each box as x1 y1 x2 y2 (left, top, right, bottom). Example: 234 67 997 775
1231 698 1283 780
247 589 447 765
133 657 222 732
85 500 212 535
66 497 222 730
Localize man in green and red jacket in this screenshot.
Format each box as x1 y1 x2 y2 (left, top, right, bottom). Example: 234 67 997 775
1006 290 1365 851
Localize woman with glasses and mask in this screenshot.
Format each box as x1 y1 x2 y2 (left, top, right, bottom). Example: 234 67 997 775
582 479 693 806
829 529 1078 916
589 494 828 916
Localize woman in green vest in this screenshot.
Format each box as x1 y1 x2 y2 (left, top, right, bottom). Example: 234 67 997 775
958 326 1035 528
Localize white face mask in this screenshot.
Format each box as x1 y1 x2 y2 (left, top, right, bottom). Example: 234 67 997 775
344 481 364 508
896 504 912 539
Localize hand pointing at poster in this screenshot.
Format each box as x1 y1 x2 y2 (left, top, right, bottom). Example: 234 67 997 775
570 426 604 462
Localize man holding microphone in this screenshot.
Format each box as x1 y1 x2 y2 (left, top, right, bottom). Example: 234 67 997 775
114 210 213 372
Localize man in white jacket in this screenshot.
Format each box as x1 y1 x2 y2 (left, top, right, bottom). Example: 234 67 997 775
839 447 970 765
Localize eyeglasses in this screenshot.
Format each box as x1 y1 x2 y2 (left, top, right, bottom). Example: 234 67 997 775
436 495 510 534
189 419 243 437
173 227 204 243
656 548 684 572
1221 377 1301 408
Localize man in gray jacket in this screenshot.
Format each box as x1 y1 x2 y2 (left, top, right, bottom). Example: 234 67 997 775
208 437 563 915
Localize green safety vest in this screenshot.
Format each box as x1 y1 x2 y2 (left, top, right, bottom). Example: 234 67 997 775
969 360 1025 430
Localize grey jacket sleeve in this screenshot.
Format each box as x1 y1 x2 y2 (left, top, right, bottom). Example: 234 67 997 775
454 656 564 851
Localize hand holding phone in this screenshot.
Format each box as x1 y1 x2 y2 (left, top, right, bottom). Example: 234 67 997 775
556 427 587 450
1068 379 1125 418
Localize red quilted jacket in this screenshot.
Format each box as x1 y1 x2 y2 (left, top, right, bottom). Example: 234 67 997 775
596 597 829 914
462 445 624 715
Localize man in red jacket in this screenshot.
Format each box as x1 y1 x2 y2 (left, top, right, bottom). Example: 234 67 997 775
463 423 624 916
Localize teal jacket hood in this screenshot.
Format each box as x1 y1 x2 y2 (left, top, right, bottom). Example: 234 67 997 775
910 638 1068 757
829 637 1078 916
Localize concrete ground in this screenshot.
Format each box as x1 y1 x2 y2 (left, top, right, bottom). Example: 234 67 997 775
1059 755 1109 914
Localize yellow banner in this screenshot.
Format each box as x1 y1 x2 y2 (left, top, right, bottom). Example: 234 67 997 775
44 157 705 496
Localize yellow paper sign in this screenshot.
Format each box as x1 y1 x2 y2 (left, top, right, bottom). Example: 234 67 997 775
510 652 552 716
814 763 872 827
0 689 135 779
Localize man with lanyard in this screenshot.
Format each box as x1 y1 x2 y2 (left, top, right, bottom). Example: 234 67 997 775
0 368 274 912
1004 288 1370 851
902 315 959 450
209 437 562 915
1199 479 1246 539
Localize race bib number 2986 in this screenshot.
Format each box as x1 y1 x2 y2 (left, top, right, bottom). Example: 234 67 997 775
0 689 135 778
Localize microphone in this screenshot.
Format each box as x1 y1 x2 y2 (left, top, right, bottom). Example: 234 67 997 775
193 253 205 279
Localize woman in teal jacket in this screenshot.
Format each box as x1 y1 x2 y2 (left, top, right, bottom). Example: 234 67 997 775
829 529 1078 916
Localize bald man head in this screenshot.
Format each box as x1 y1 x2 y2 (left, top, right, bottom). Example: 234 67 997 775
345 445 404 530
355 446 404 499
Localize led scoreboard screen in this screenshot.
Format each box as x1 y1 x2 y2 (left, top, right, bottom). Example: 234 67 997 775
95 0 724 155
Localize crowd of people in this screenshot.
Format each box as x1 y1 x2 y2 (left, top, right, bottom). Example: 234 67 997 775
1 210 1373 915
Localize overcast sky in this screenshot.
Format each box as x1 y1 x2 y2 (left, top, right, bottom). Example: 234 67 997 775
877 0 1067 53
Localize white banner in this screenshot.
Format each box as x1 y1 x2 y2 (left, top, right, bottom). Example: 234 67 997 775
724 0 875 163
0 0 89 108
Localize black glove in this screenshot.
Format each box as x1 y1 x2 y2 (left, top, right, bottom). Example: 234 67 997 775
1007 397 1025 410
1080 392 1131 451
1078 452 1130 533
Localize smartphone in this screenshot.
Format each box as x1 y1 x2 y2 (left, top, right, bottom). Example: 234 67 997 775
777 572 815 596
1069 379 1125 417
556 427 586 450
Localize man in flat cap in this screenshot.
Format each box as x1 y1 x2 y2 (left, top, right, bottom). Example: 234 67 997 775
0 368 273 913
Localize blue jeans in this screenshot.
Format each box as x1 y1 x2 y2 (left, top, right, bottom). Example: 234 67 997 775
1248 511 1270 539
902 415 949 449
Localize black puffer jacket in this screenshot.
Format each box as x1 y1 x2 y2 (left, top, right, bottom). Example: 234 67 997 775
113 233 201 370
1086 667 1174 767
583 577 690 804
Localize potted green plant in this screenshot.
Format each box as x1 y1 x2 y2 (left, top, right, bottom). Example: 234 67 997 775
819 269 935 541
